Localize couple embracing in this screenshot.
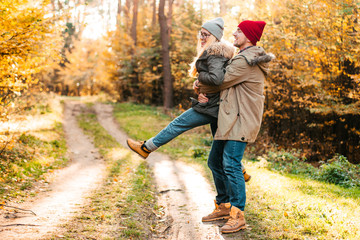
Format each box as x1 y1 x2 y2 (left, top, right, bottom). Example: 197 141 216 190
127 17 274 234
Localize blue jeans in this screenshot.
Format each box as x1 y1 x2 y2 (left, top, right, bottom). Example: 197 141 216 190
207 140 247 211
145 108 217 151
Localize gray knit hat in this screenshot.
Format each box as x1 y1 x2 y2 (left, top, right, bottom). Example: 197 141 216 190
201 17 224 41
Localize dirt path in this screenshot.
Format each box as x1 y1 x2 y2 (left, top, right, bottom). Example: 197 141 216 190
0 102 106 240
0 101 234 240
94 103 226 240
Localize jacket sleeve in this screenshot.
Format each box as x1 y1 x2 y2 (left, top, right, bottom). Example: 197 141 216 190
219 56 248 91
197 55 227 86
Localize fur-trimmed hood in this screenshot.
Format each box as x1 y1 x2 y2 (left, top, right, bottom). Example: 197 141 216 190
205 42 235 60
237 46 275 75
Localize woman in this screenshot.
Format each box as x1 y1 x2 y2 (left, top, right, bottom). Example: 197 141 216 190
127 17 250 181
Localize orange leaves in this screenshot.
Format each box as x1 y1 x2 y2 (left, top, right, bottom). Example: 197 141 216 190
0 0 63 116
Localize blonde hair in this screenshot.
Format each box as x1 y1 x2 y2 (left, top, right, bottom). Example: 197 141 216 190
188 33 219 78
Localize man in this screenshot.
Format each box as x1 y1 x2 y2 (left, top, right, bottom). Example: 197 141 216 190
198 20 274 234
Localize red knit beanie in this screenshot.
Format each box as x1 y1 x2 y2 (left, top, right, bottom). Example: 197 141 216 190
238 20 266 45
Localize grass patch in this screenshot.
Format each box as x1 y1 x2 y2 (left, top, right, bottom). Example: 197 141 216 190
0 122 68 201
263 150 360 189
112 102 360 240
51 104 158 239
113 102 214 179
0 93 67 201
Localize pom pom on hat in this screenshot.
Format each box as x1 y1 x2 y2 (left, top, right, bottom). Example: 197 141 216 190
238 20 266 45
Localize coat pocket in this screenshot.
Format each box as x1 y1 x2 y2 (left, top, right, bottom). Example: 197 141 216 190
221 88 235 115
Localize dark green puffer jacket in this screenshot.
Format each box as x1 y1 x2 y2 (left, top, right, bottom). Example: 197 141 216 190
191 42 235 118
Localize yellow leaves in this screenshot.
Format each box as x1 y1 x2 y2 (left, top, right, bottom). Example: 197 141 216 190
0 0 63 102
284 41 292 48
284 211 289 218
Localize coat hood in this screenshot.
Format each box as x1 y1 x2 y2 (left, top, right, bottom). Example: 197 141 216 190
206 42 235 60
237 46 275 75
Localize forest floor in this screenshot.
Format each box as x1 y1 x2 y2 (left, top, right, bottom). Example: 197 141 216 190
0 99 227 239
0 97 359 240
0 101 107 239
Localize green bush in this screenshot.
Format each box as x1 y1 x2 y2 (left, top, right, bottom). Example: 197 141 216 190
317 155 360 188
192 146 208 159
265 150 360 188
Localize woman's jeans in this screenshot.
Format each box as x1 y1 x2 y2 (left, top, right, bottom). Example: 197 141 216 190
145 108 217 151
207 140 247 211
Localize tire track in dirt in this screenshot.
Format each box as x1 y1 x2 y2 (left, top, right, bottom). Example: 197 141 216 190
0 101 106 240
94 103 226 240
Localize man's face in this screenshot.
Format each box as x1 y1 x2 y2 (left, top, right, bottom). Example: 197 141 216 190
233 28 248 48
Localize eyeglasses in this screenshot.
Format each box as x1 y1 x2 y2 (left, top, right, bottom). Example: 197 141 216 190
198 31 211 39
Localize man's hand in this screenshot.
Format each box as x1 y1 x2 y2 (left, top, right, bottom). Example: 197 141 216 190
198 93 209 103
193 80 200 94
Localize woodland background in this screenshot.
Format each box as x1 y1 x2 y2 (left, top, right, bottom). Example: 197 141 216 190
1 0 360 165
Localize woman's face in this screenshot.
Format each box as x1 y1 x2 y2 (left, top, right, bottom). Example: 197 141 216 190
199 28 211 47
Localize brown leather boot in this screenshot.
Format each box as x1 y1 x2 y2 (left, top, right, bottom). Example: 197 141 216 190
127 139 151 159
202 200 231 222
243 169 251 182
221 206 246 233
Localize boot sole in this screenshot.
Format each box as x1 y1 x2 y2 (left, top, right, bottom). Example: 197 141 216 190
202 216 230 222
126 140 148 159
221 224 246 233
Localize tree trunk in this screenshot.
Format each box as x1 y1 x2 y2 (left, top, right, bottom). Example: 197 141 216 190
131 0 138 45
130 0 139 99
152 0 157 27
124 0 131 33
167 0 173 41
117 0 122 27
220 0 227 17
159 0 173 109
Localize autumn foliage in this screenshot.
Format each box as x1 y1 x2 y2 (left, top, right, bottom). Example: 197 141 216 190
0 0 63 112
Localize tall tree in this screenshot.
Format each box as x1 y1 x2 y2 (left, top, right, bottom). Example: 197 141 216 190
167 0 173 41
159 0 173 109
124 0 131 33
152 0 157 27
117 0 122 27
219 0 227 16
131 0 139 45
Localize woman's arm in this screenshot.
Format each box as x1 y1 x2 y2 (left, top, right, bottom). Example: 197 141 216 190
198 55 228 86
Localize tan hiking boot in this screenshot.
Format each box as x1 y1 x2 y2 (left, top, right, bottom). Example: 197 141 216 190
127 139 151 159
221 206 246 233
202 200 231 222
243 169 251 182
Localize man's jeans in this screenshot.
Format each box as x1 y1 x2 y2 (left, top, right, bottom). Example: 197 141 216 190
207 140 247 211
145 108 217 151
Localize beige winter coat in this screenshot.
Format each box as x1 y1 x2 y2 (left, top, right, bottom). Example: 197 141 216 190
199 46 274 142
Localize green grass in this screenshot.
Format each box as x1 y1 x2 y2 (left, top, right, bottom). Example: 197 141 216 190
0 122 68 200
113 102 214 179
112 102 360 240
52 104 158 239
